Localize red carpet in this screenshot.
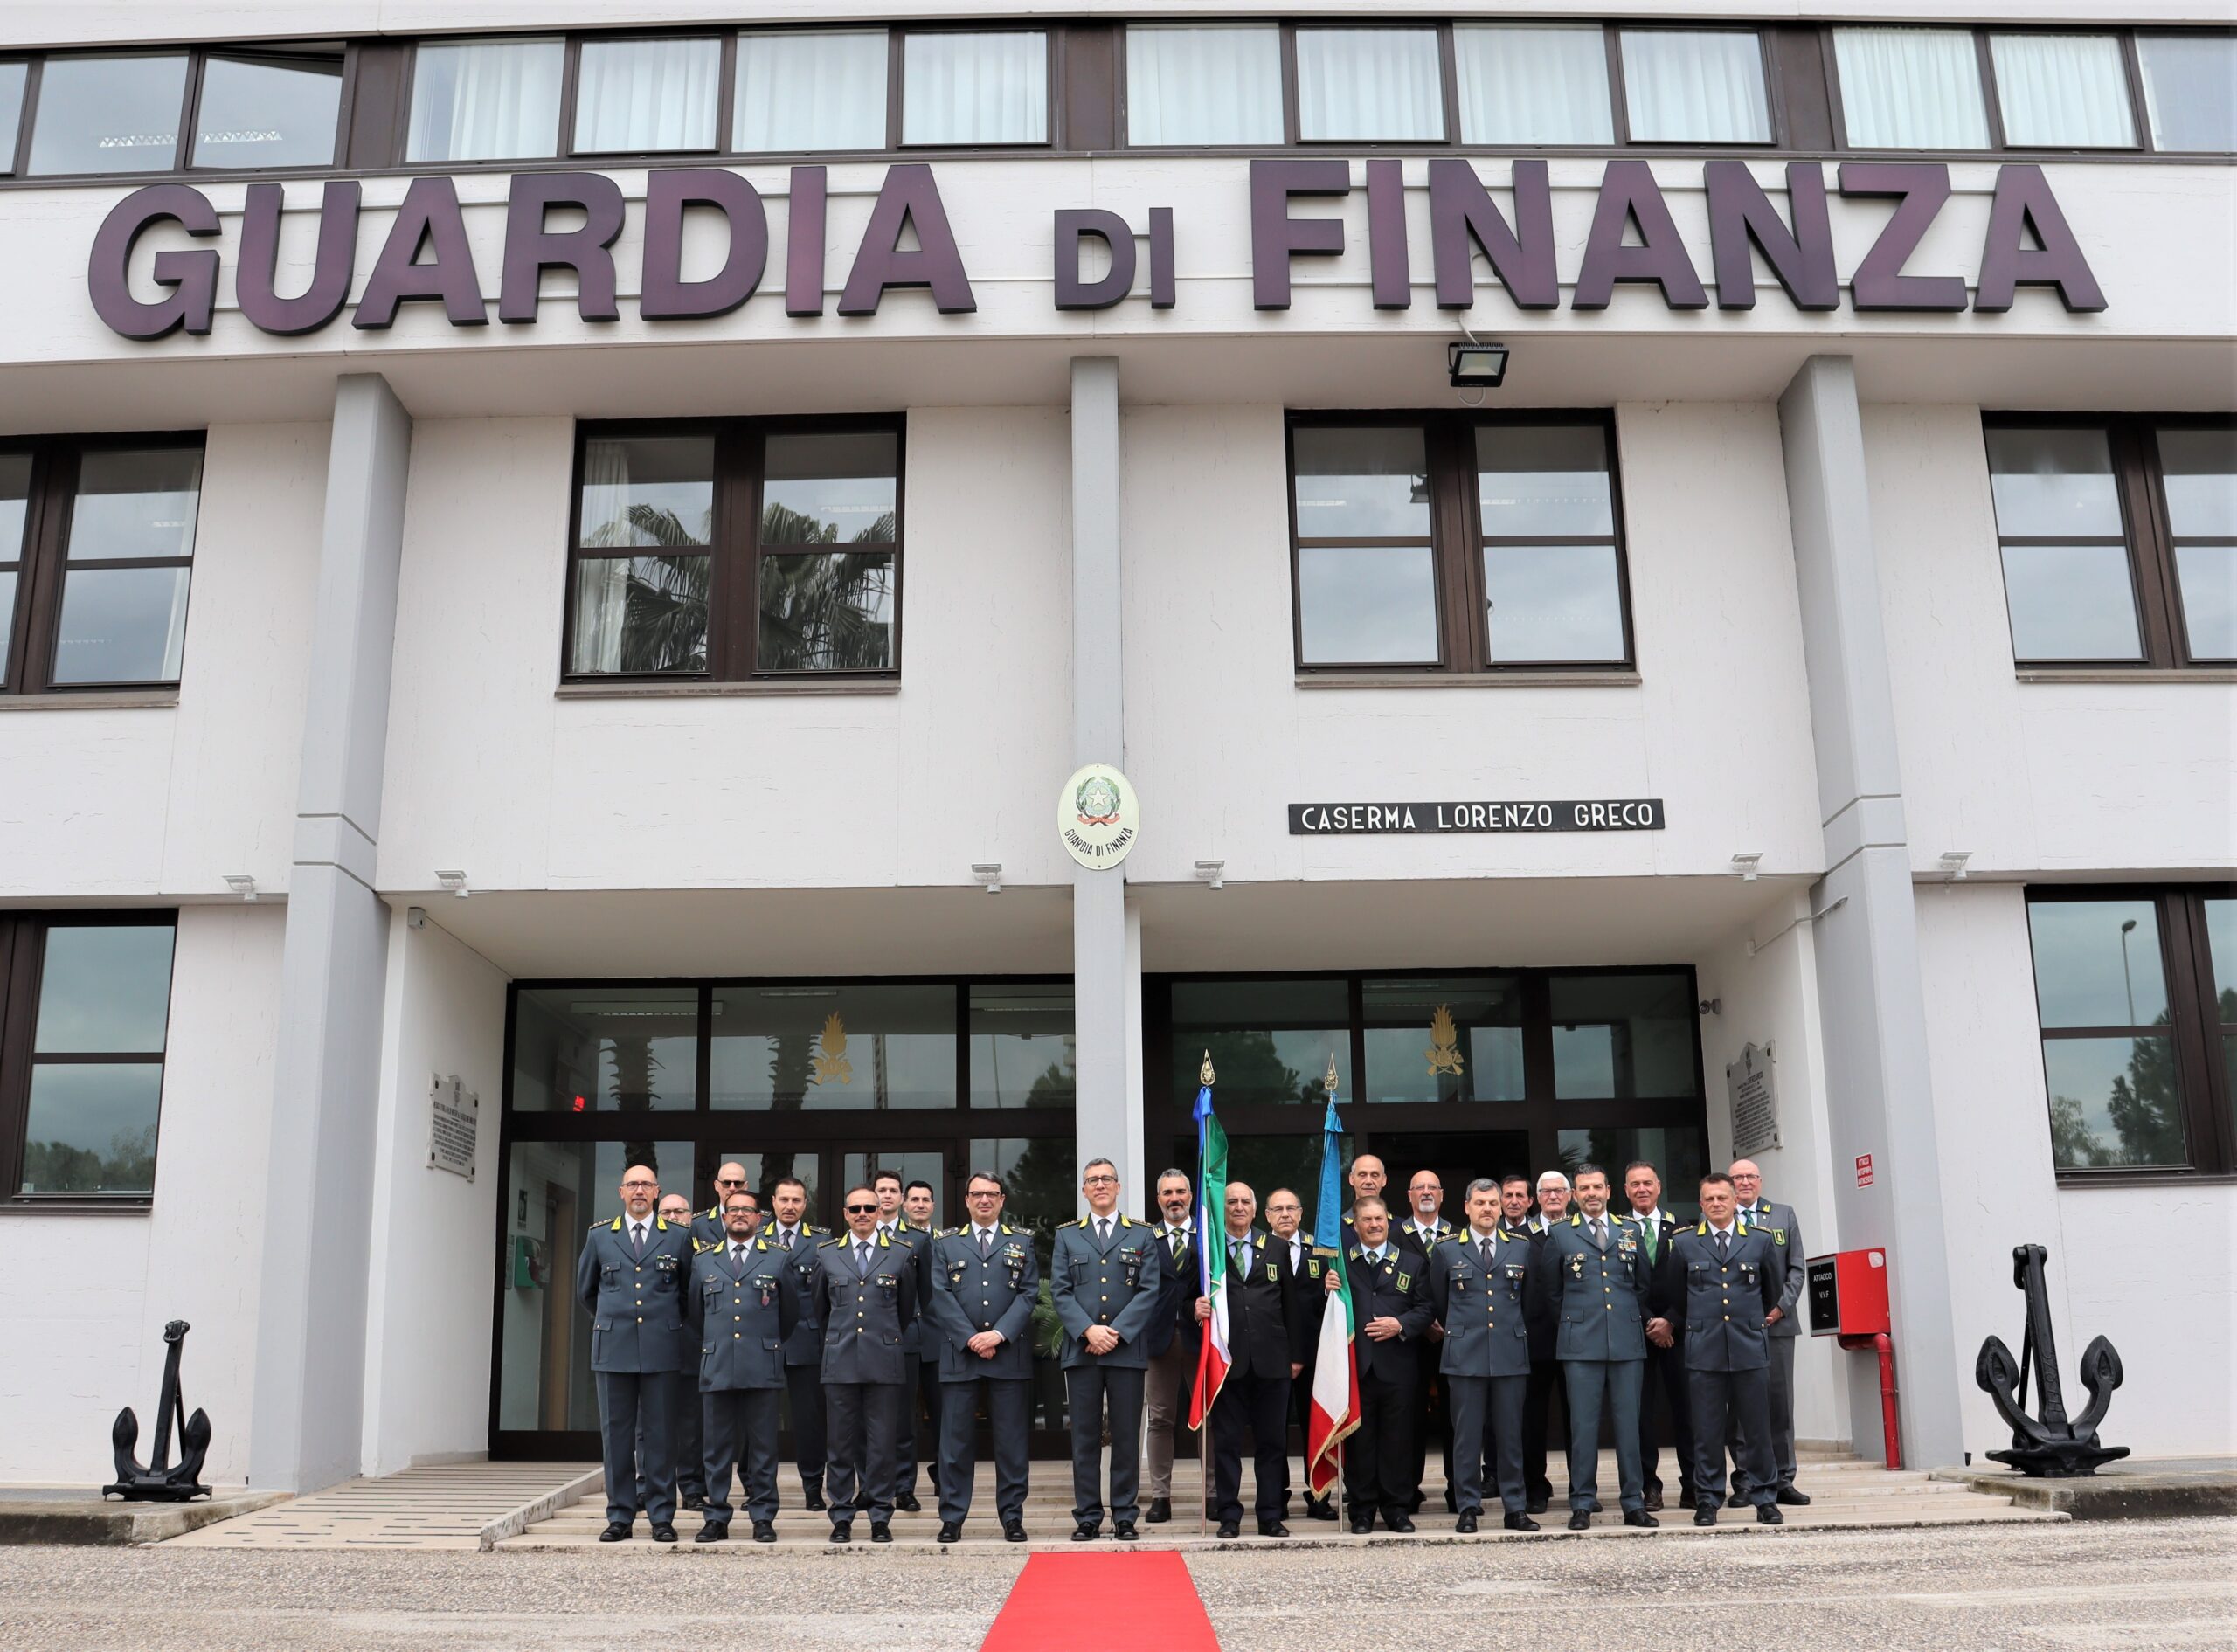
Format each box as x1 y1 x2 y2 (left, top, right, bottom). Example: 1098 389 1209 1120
980 1552 1220 1651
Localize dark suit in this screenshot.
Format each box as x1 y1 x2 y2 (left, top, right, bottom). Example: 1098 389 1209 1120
1729 1197 1805 1496
811 1230 918 1528
1393 1218 1454 1508
1666 1219 1781 1508
1520 1216 1569 1506
877 1220 934 1504
1630 1208 1696 1503
1272 1232 1331 1516
767 1221 828 1499
1143 1222 1202 1503
575 1213 695 1530
1200 1228 1312 1526
683 1234 800 1530
1342 1241 1435 1521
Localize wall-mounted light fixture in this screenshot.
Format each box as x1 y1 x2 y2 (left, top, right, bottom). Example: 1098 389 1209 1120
1938 851 1972 881
1195 860 1226 891
1447 340 1509 389
1698 998 1722 1017
223 874 258 902
435 869 469 899
1730 852 1763 881
972 862 1002 894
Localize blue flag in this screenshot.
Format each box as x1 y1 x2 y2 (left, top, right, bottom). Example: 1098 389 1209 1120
1312 1098 1344 1253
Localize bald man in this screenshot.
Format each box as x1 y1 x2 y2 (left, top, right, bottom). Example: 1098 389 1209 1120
693 1162 756 1247
576 1163 696 1542
1342 1155 1387 1232
1726 1159 1808 1507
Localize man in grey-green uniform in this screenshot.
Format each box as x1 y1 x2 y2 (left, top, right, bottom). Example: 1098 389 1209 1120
924 1170 1038 1544
1728 1158 1810 1507
1667 1172 1783 1526
1049 1157 1161 1541
1526 1164 1660 1530
683 1192 798 1543
810 1185 918 1543
574 1162 694 1543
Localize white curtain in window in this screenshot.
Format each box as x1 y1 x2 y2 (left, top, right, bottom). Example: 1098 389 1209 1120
575 37 718 153
1991 34 2136 149
1297 28 1445 141
406 38 563 162
1833 27 1990 150
735 31 888 152
573 439 632 674
1621 31 1771 143
1126 24 1283 146
902 31 1047 145
1456 24 1614 145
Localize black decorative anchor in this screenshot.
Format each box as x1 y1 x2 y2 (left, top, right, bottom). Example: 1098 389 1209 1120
1974 1244 2129 1477
103 1319 213 1501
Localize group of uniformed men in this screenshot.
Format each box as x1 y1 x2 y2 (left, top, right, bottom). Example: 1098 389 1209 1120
575 1150 1807 1545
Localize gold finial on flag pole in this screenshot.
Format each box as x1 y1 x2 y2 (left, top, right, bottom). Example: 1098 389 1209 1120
1201 1049 1215 1086
1324 1053 1339 1095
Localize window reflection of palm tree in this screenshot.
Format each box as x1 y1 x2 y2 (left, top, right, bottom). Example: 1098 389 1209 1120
758 504 897 671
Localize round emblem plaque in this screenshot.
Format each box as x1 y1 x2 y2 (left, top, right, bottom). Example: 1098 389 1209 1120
1057 762 1139 869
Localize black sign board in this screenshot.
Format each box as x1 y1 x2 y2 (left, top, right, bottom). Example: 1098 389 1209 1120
1289 799 1665 835
1807 1255 1842 1337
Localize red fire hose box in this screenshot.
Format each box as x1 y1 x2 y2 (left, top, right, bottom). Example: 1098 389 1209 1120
1807 1247 1901 1468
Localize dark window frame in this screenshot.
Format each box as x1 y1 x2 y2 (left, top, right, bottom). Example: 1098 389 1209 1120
0 909 177 1209
2026 884 2237 1183
1285 408 1635 677
1824 21 2156 157
0 430 204 695
562 414 905 686
1983 411 2236 672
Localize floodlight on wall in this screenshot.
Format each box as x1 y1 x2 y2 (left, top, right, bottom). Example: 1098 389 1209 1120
1447 340 1509 389
435 869 469 899
223 874 259 902
1939 851 1972 881
973 862 1003 894
1730 852 1763 881
1195 859 1226 891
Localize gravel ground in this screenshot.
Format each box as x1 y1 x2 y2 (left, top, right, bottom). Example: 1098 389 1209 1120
0 1517 2230 1651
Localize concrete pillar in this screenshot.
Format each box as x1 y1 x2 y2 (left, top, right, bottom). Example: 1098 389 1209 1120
1776 356 1964 1469
1069 357 1141 1202
248 375 412 1493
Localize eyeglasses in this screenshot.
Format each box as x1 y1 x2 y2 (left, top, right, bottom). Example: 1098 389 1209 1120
620 1180 657 1191
967 1188 1001 1199
716 1178 747 1189
1083 1174 1118 1185
844 1203 878 1214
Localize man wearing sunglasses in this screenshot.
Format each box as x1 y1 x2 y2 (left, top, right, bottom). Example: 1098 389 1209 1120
1051 1158 1161 1541
693 1163 758 1247
925 1170 1037 1544
810 1186 918 1544
575 1163 695 1544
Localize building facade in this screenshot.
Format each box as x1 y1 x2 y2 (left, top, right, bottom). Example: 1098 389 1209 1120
0 3 2229 1492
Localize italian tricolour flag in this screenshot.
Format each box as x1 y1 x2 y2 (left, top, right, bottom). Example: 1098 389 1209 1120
1188 1077 1230 1429
1305 1095 1361 1496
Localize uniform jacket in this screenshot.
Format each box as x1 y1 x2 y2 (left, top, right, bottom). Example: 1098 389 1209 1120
1627 1210 1687 1323
1050 1213 1162 1370
1149 1221 1202 1365
924 1223 1039 1381
689 1205 730 1248
1394 1216 1455 1260
576 1213 696 1374
812 1228 919 1385
878 1220 933 1357
1269 1229 1331 1355
1198 1227 1313 1380
685 1234 800 1391
1739 1199 1804 1338
1429 1228 1534 1379
1341 1240 1435 1384
1521 1226 1560 1361
1666 1219 1781 1372
1527 1212 1654 1363
765 1221 828 1367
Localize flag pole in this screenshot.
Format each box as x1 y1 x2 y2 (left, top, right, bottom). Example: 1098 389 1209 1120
1197 1050 1213 1539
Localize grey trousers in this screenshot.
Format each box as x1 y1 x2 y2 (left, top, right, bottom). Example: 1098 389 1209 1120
702 1387 781 1528
1727 1334 1797 1493
937 1374 1031 1526
824 1380 904 1526
1445 1372 1528 1517
1692 1365 1775 1507
1142 1339 1195 1498
597 1370 674 1528
1563 1358 1647 1514
1066 1364 1145 1525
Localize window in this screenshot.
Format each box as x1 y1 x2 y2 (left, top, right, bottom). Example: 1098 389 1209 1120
27 53 189 175
1454 25 1614 147
1125 24 1283 147
968 985 1076 1109
1295 27 1446 142
0 436 202 694
1289 413 1630 675
2026 888 2237 1178
1618 30 1771 145
711 985 957 1110
406 37 564 162
1989 34 2136 149
564 418 902 683
1984 416 2234 669
1170 978 1353 1109
2138 34 2237 154
735 31 887 153
0 914 177 1201
192 48 344 169
1833 27 1990 150
573 37 719 155
1363 978 1525 1105
0 60 27 172
901 31 1047 146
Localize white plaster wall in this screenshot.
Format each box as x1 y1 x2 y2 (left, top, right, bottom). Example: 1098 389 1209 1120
1871 404 2237 880
375 406 1075 905
0 422 324 901
360 907 509 1476
1122 400 1826 888
1916 881 2237 1461
1696 893 1852 1453
0 903 285 1486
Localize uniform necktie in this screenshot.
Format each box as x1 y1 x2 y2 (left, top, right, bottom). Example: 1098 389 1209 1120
1097 1219 1111 1245
1592 1218 1608 1248
1168 1228 1183 1261
1480 1239 1495 1271
1716 1229 1731 1260
858 1241 872 1271
732 1243 746 1266
1231 1237 1250 1273
1643 1220 1659 1262
980 1229 993 1258
631 1221 646 1254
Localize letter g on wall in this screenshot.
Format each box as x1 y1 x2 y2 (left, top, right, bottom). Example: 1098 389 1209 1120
89 184 221 339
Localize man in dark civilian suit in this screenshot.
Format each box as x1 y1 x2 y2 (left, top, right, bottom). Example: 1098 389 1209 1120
1142 1168 1201 1524
1728 1158 1811 1508
1265 1186 1333 1523
1340 1196 1435 1532
1192 1181 1314 1539
1623 1158 1695 1511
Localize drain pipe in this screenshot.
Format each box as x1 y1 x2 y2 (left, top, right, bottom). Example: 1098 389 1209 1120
1839 1332 1902 1469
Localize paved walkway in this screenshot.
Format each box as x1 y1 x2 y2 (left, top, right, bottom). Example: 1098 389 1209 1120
167 1462 591 1551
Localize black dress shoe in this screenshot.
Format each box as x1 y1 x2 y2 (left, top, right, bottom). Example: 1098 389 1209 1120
1585 1498 1603 1514
1305 1497 1337 1522
870 1522 892 1544
1624 1510 1659 1529
599 1522 631 1543
1003 1520 1028 1543
1693 1504 1717 1526
650 1524 677 1544
1776 1485 1811 1506
1348 1518 1375 1535
1504 1512 1540 1533
1453 1511 1479 1534
694 1524 727 1544
1113 1521 1138 1542
751 1522 776 1544
1146 1497 1172 1524
1567 1510 1591 1531
1071 1521 1099 1542
682 1495 707 1512
803 1488 827 1512
1524 1498 1549 1515
895 1493 922 1513
1257 1521 1290 1538
830 1522 854 1544
1644 1489 1664 1512
1726 1490 1749 1508
1756 1503 1783 1525
1385 1514 1415 1534
1215 1520 1240 1539
937 1522 962 1544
